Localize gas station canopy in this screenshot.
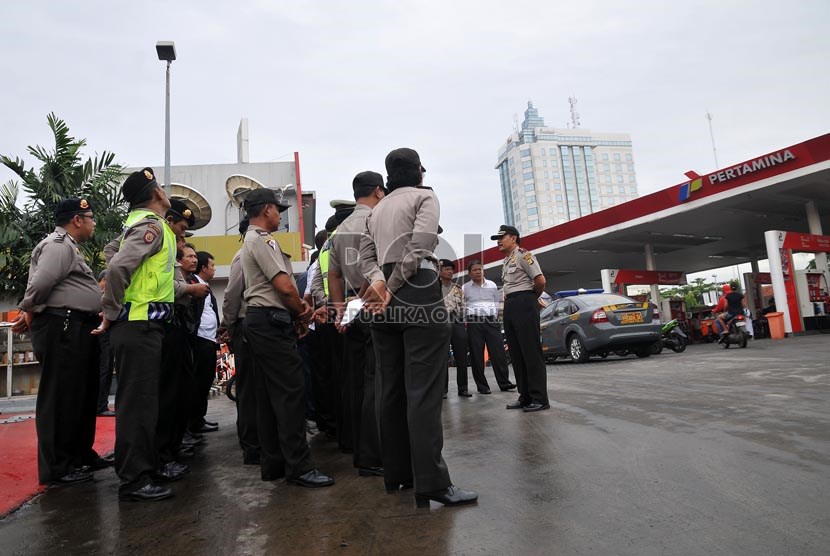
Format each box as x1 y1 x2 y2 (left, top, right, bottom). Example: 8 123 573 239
462 133 830 291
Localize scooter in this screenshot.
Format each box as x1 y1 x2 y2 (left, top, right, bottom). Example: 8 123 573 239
659 319 687 353
720 314 749 349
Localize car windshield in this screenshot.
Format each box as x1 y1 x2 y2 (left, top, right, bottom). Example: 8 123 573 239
578 294 639 307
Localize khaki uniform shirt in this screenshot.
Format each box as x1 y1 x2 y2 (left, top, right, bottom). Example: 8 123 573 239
222 250 247 328
501 246 542 296
19 226 101 314
329 203 372 295
359 186 440 293
241 225 295 310
441 282 465 321
101 213 168 321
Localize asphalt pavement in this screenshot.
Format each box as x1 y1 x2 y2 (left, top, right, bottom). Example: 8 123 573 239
0 335 828 556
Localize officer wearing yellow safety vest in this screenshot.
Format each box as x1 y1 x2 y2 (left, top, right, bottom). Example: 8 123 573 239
95 167 177 502
311 200 356 453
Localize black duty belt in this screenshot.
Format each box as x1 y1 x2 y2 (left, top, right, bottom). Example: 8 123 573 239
505 290 535 300
467 315 498 323
41 307 100 321
381 259 437 275
247 306 292 324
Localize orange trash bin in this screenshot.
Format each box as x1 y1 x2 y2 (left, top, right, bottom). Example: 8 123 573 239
767 312 786 339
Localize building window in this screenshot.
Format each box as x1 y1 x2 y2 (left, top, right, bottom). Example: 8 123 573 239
528 219 539 228
618 186 626 194
615 164 622 172
601 153 609 161
523 172 533 181
524 183 535 191
616 175 624 183
602 164 610 172
527 207 538 216
625 153 632 161
520 148 530 157
627 164 634 172
522 160 532 169
604 175 611 184
629 186 637 194
554 183 562 190
613 153 621 161
628 175 636 183
555 194 563 202
526 194 536 203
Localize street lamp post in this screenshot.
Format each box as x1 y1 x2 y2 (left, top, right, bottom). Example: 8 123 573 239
156 41 176 194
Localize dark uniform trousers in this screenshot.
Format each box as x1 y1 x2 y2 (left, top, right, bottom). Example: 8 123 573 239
371 267 452 493
96 331 114 413
231 319 259 458
343 319 382 469
244 307 313 479
157 324 194 463
467 319 512 391
30 312 100 483
318 321 349 451
189 336 218 431
111 320 167 493
503 291 549 405
307 325 336 436
444 320 470 394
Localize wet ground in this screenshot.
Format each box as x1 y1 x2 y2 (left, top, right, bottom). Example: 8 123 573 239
1 335 828 556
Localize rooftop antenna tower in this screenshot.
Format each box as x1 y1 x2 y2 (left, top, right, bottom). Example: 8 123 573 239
513 113 519 133
706 111 719 168
569 96 581 128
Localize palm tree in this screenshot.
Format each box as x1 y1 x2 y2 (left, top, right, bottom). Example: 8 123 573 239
1 113 127 302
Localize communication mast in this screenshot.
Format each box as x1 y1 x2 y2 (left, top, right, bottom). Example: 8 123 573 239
513 113 519 133
568 96 581 128
706 111 719 169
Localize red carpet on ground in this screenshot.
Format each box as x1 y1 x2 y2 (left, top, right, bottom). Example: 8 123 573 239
0 414 116 517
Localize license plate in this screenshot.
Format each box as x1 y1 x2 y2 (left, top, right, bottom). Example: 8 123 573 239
620 312 644 324
735 321 746 327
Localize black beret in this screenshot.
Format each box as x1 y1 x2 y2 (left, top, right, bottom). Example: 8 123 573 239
243 189 289 212
438 259 455 270
167 198 196 227
490 224 520 241
122 167 159 205
54 197 93 220
385 148 426 173
352 171 386 196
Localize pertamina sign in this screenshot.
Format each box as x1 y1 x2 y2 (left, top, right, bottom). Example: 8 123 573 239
679 149 797 202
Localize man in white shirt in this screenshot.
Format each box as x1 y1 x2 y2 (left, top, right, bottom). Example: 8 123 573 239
189 251 220 434
462 260 515 393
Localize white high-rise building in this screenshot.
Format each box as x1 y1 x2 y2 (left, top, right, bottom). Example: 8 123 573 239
496 101 640 234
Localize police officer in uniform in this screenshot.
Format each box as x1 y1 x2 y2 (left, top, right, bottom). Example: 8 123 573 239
360 148 477 508
220 217 261 464
240 188 334 487
14 198 110 484
96 168 177 501
491 225 549 412
329 171 386 477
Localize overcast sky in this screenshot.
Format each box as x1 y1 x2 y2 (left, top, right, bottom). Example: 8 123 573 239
2 0 828 270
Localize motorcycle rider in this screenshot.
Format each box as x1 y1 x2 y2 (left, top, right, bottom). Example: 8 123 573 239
713 284 747 341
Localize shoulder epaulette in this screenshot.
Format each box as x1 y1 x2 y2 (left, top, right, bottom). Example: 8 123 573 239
415 185 434 191
52 232 67 243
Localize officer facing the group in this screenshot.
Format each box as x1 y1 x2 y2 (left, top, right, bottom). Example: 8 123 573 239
360 148 477 508
240 188 334 487
96 167 177 502
13 198 110 485
491 225 549 412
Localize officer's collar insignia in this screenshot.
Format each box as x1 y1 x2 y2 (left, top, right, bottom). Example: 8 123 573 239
508 255 515 264
143 169 154 180
79 199 89 209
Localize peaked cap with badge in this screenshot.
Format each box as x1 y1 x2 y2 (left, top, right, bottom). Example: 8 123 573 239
122 167 159 206
490 224 520 241
242 189 290 213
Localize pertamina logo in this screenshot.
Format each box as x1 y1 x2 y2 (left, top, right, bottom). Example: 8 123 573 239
679 149 796 202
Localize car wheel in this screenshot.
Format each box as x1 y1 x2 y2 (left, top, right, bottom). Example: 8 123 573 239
652 338 664 355
568 334 589 363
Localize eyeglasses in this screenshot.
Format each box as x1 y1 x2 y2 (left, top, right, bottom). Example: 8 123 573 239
78 214 96 222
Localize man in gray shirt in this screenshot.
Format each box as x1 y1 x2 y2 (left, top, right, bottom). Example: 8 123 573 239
14 198 109 485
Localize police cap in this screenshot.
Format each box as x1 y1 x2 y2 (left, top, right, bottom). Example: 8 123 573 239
243 189 289 212
385 148 426 173
490 224 520 241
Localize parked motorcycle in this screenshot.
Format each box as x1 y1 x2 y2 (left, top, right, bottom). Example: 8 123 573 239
657 319 687 353
720 314 750 349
